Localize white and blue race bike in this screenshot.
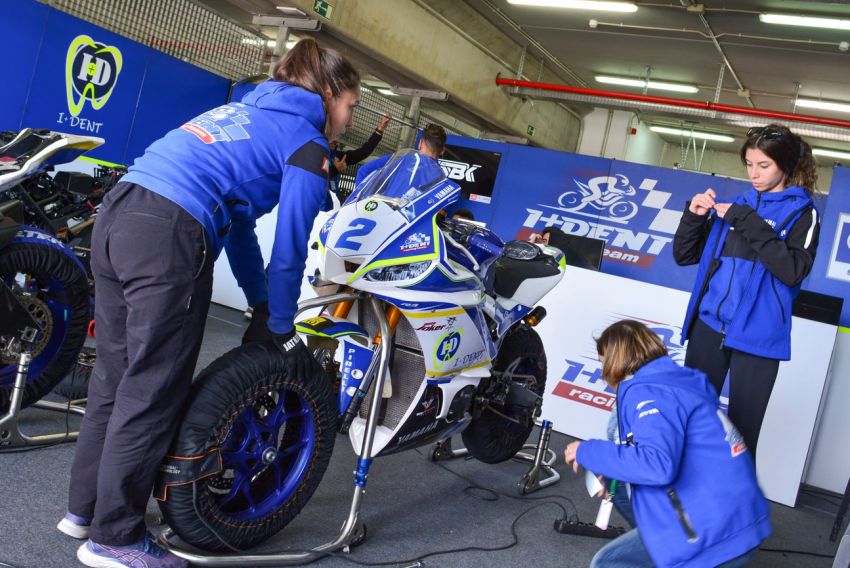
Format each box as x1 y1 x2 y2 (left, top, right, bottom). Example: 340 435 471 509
158 150 566 560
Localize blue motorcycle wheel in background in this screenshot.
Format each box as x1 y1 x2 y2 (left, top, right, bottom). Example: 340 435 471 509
158 341 337 552
0 230 89 411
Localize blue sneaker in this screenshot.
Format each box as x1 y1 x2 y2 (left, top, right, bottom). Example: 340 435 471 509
57 512 91 539
76 532 188 568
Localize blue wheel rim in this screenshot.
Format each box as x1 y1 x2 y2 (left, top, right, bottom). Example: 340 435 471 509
0 271 71 386
211 388 316 521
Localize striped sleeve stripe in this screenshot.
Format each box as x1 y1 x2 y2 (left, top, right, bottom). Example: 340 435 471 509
804 208 818 249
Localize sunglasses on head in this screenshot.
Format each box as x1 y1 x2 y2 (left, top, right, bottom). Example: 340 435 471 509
746 126 786 141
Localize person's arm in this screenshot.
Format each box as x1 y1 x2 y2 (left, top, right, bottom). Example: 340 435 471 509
576 386 686 486
225 215 267 308
673 204 714 266
723 203 819 287
342 129 383 165
266 140 330 334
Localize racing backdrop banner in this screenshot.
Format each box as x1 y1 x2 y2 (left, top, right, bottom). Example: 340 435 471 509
439 145 501 204
446 135 751 292
0 0 230 166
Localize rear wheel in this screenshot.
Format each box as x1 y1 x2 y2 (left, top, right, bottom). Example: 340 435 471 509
0 232 89 411
158 342 337 551
461 324 546 464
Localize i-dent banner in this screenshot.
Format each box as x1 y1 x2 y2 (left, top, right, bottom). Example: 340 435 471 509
446 135 752 293
0 0 230 166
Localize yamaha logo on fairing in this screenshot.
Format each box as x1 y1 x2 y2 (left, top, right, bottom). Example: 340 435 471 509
65 35 123 117
439 159 481 182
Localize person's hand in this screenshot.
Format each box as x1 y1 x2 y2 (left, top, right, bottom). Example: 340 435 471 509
270 329 318 380
242 302 272 344
377 113 391 133
333 155 347 174
688 188 716 216
564 441 582 473
714 203 731 219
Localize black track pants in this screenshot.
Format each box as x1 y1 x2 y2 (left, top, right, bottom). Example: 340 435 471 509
685 317 780 460
67 183 213 545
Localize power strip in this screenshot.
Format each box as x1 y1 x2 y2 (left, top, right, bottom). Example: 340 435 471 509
553 519 628 539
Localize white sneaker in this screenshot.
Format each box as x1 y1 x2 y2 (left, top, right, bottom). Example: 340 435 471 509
57 512 91 539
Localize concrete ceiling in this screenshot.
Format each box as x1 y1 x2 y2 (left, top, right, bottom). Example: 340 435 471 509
199 0 850 154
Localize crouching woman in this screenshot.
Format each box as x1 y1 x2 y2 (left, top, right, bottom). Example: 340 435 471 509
564 320 771 568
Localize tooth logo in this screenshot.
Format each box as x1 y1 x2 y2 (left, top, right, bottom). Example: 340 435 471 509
66 35 123 117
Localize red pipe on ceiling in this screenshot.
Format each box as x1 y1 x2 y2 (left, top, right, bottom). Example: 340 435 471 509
495 77 850 130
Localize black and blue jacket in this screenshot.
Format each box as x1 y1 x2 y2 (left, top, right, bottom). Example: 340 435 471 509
121 81 331 334
674 186 819 360
577 356 772 567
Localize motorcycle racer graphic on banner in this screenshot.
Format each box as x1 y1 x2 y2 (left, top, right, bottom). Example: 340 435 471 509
557 174 639 223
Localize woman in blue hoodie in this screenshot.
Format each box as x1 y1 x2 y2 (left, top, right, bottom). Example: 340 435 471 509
59 39 360 568
565 320 771 568
673 124 820 459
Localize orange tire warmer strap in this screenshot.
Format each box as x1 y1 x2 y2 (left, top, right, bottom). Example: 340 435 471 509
153 449 222 502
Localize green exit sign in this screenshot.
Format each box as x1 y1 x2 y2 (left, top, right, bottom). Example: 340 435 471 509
313 0 334 20
527 124 535 137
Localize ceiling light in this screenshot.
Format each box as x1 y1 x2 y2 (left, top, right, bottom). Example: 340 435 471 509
507 0 637 13
650 126 735 142
759 13 850 31
595 75 699 94
377 88 397 97
795 98 850 114
813 148 850 161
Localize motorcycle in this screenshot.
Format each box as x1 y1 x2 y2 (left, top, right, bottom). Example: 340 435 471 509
156 150 566 555
0 130 99 412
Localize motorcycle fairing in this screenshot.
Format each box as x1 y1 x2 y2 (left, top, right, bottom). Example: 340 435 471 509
338 335 373 415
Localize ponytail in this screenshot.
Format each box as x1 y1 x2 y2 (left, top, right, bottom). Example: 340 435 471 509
790 136 819 197
272 38 359 99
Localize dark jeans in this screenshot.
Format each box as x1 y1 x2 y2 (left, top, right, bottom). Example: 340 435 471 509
67 182 213 545
590 528 759 567
685 318 780 459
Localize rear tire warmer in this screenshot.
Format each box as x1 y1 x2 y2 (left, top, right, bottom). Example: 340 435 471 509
158 342 336 552
461 325 547 464
0 237 89 411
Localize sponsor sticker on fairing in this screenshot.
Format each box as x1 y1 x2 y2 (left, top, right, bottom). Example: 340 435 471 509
400 232 431 253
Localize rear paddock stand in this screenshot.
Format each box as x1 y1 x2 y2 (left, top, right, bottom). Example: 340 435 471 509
430 419 561 495
0 350 85 449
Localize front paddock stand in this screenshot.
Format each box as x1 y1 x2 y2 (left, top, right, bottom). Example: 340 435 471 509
160 293 387 566
429 419 561 495
0 351 86 450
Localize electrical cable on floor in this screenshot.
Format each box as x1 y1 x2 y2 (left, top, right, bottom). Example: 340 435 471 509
760 547 835 559
0 560 22 568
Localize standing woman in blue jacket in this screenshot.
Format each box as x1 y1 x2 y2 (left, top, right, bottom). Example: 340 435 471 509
673 124 820 458
59 39 360 568
565 320 771 568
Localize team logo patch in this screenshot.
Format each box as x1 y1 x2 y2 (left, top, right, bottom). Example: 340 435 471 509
365 200 378 212
181 105 251 144
321 156 330 174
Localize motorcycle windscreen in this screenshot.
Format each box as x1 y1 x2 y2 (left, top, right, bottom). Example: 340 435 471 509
350 149 447 206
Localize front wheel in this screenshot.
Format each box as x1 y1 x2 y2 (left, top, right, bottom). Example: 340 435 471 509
0 230 89 411
158 342 336 552
461 324 547 464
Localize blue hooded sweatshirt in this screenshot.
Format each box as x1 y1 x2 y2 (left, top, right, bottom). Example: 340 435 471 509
577 356 771 568
121 81 331 333
676 185 818 360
